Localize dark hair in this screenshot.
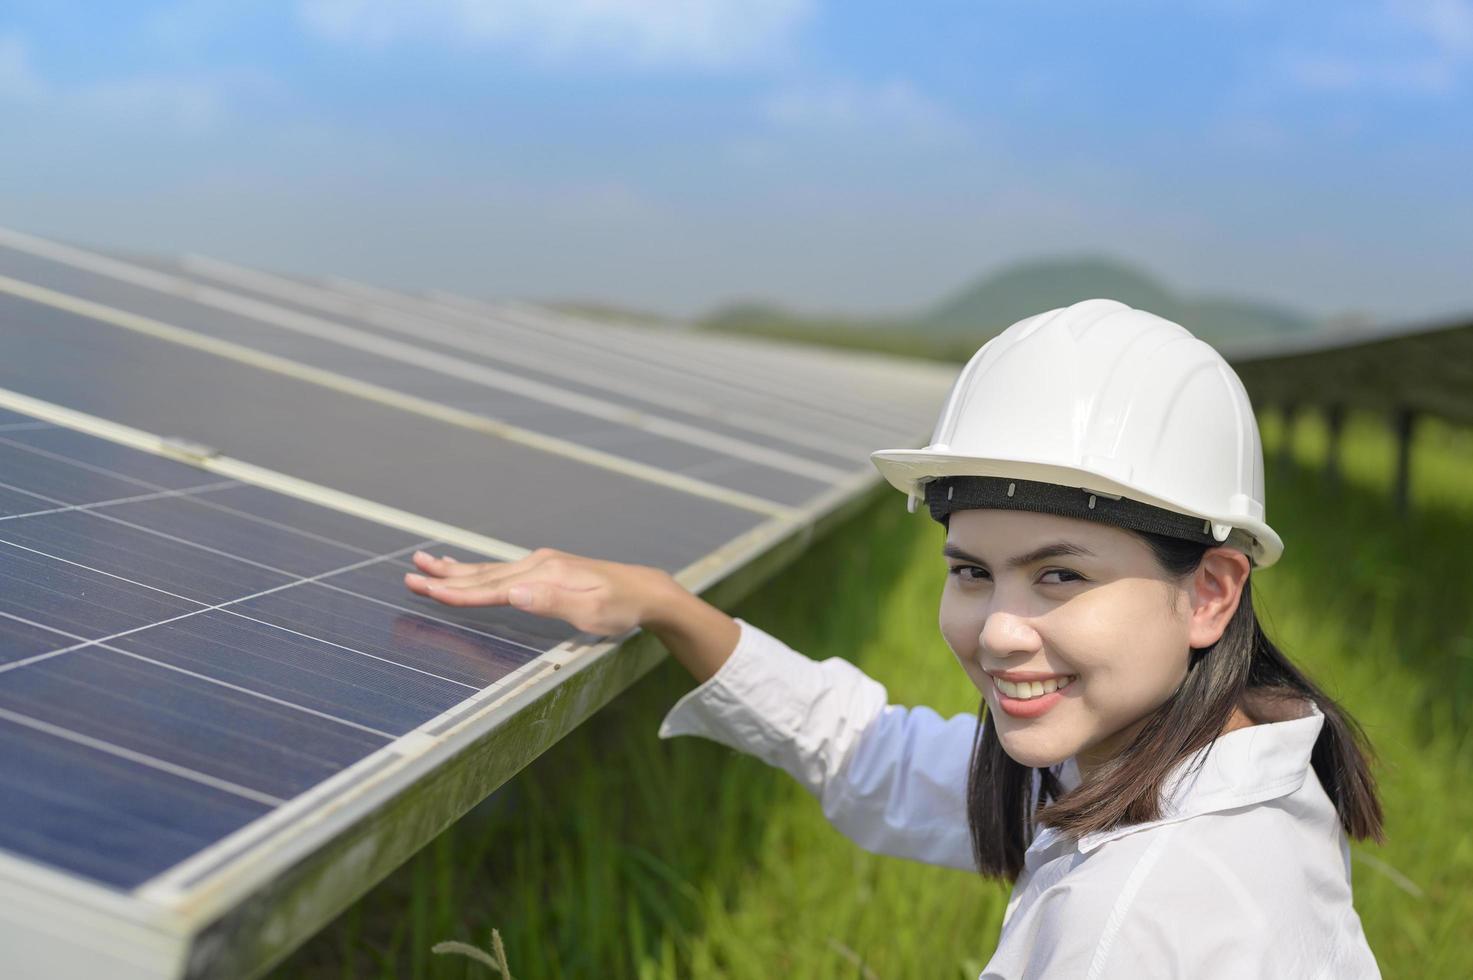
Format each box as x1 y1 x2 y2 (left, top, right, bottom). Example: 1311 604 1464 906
944 513 1386 883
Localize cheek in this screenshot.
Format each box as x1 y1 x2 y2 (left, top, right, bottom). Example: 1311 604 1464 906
1068 588 1190 707
938 593 989 686
938 591 980 657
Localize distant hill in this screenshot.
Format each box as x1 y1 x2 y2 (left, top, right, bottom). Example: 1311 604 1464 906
562 256 1325 363
919 256 1316 347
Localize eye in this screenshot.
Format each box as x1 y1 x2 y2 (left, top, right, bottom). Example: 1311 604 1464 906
947 566 1086 585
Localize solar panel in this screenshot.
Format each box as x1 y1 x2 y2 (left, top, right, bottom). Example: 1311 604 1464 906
1227 315 1473 426
0 223 959 978
363 281 941 440
0 235 862 506
0 400 624 973
163 254 901 465
0 290 779 571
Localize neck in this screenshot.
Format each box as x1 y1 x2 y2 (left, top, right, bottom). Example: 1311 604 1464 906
1074 701 1258 785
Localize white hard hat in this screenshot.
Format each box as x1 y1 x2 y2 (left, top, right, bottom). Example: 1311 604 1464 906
871 298 1284 569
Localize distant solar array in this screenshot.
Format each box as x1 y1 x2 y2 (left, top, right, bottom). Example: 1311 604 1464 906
0 225 958 979
1224 312 1473 513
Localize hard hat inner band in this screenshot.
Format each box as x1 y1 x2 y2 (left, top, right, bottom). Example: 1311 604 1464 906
924 474 1227 551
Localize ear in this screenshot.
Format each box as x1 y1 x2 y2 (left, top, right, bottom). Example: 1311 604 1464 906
1186 547 1251 649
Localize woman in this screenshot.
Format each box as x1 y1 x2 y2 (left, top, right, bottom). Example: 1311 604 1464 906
405 298 1385 978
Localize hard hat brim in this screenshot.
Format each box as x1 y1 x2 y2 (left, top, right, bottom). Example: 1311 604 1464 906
870 447 1284 569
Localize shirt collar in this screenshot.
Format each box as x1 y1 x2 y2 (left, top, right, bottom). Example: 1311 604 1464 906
1036 692 1325 855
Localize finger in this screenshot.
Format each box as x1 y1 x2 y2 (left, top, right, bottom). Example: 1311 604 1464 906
407 564 544 604
409 569 598 617
411 550 495 578
413 547 563 580
406 573 520 608
404 572 450 598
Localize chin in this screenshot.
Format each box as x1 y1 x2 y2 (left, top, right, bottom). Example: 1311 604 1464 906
996 730 1073 770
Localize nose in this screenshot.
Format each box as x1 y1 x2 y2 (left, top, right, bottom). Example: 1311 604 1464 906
978 609 1042 661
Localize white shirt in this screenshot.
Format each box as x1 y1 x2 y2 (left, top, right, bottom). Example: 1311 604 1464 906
658 618 1382 979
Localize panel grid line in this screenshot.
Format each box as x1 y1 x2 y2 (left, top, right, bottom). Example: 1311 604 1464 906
1 429 389 557
0 271 797 517
0 477 243 523
2 229 855 485
0 537 485 691
0 429 544 649
0 432 204 497
0 705 287 807
0 611 397 739
179 254 863 479
0 386 534 563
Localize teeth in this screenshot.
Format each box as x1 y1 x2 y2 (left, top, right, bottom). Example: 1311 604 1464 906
995 675 1075 700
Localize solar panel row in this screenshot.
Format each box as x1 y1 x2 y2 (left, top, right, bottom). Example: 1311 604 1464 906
0 223 957 979
0 239 833 510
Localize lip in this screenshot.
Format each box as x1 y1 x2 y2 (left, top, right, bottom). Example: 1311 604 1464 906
986 669 1075 683
990 675 1072 719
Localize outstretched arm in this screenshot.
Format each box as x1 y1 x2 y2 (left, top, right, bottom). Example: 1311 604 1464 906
406 547 978 872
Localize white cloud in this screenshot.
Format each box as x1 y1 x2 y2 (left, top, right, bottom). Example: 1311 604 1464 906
1283 0 1472 95
85 76 226 129
0 34 44 100
0 33 238 129
1399 0 1473 54
1286 52 1457 94
298 0 813 69
761 78 968 144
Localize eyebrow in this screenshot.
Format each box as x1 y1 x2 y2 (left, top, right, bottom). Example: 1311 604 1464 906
942 541 1097 569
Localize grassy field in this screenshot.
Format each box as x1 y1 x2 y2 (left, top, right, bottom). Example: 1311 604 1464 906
272 407 1473 979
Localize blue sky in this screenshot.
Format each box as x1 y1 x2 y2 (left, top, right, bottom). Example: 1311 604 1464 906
2 1 1470 323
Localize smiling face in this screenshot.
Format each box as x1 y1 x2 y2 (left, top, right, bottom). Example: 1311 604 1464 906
939 508 1198 776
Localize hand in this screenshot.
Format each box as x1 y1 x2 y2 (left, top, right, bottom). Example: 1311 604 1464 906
403 547 678 637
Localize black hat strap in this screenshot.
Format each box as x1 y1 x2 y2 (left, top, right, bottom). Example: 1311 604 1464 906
924 474 1224 549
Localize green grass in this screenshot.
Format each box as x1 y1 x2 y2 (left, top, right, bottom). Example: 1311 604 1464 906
272 407 1473 978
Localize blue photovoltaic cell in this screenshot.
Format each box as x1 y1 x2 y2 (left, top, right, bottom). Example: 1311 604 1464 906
0 290 770 573
0 246 834 508
0 545 205 640
0 483 53 518
3 426 232 490
234 583 534 689
0 410 576 891
109 611 475 734
325 549 580 653
0 511 297 603
0 439 214 506
0 649 388 800
0 716 269 890
0 617 73 666
147 257 870 473
180 483 424 556
103 495 374 578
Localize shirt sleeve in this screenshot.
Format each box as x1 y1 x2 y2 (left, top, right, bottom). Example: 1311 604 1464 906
658 617 979 872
